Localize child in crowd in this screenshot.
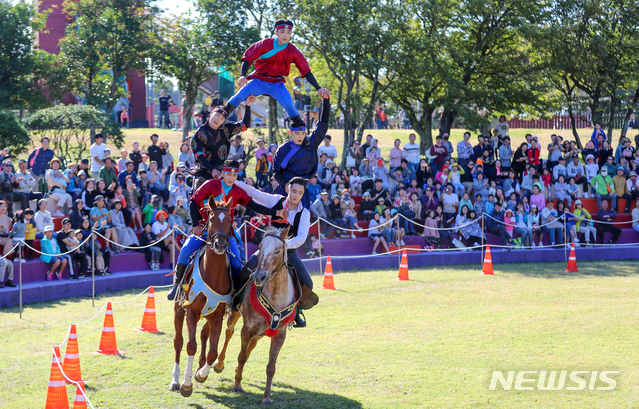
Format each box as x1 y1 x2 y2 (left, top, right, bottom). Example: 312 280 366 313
23 209 36 260
256 153 269 188
375 197 386 215
568 177 580 201
10 210 26 263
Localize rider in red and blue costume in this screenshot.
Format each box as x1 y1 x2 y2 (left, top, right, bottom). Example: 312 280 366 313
167 160 282 301
224 19 330 130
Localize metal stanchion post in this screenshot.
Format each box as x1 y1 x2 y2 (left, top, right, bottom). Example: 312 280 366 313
91 232 95 307
481 217 485 265
397 216 401 266
171 228 175 269
19 241 23 319
564 214 568 264
317 220 323 276
243 222 248 261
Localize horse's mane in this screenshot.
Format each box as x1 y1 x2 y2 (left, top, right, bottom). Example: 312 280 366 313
263 226 281 236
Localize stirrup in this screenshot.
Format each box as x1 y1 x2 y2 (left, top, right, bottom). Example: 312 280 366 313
167 284 179 301
293 309 306 328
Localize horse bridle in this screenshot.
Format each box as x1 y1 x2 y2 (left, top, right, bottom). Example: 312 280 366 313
204 206 231 252
258 233 288 279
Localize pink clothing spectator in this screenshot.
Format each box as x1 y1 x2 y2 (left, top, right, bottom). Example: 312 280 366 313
530 192 546 210
390 147 403 168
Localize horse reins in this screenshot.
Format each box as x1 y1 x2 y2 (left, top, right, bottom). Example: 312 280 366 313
201 206 231 250
260 233 288 278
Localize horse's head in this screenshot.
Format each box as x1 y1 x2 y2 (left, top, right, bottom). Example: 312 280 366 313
252 225 290 287
205 196 233 255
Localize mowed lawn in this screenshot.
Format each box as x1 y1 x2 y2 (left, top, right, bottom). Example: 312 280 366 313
1 261 639 408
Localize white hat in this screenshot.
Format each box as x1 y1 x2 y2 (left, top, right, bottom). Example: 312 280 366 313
44 226 54 232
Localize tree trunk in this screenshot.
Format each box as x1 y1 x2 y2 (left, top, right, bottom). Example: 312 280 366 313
182 88 196 141
268 97 278 144
567 106 583 149
439 109 457 135
606 90 616 141
619 86 639 141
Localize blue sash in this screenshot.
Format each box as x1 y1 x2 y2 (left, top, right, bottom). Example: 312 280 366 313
259 38 289 60
280 141 302 169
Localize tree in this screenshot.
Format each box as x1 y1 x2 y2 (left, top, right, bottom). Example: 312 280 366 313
292 0 398 168
23 105 123 163
61 0 159 114
387 0 547 153
0 111 30 155
531 0 639 145
152 9 255 140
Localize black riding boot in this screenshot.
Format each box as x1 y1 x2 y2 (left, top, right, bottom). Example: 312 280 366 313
290 115 305 129
167 263 187 301
231 263 253 310
293 307 306 328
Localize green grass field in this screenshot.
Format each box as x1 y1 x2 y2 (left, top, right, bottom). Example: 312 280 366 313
2 261 639 408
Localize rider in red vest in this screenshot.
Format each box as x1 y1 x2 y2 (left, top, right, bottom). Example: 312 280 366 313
167 160 282 300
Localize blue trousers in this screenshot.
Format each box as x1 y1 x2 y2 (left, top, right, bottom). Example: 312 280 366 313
178 233 243 277
228 79 299 118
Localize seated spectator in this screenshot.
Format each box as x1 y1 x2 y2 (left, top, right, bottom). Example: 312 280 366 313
473 193 484 217
167 205 185 234
572 199 597 245
503 170 519 197
632 197 639 234
151 209 180 253
90 195 119 253
137 170 151 207
554 174 572 207
368 212 390 255
596 199 621 244
529 183 545 211
528 204 543 246
590 168 617 210
628 171 639 202
46 158 73 217
393 187 416 236
98 157 118 189
0 246 14 287
423 210 440 249
381 207 403 246
603 154 616 176
41 226 67 281
349 169 363 197
514 202 532 248
56 218 82 280
340 190 363 236
372 158 391 190
369 178 391 207
34 199 55 239
410 193 422 225
122 177 143 231
147 161 169 203
434 205 451 248
14 158 43 207
308 175 322 203
81 179 97 213
118 160 139 188
175 197 191 229
142 195 162 224
484 193 496 216
486 201 514 249
552 156 568 182
329 195 352 239
170 174 189 207
138 223 163 270
441 184 459 224
358 157 374 192
66 229 87 277
459 192 474 214
111 200 139 249
78 217 112 276
473 171 490 201
356 191 375 220
540 199 564 247
264 177 286 196
613 166 632 213
0 200 13 256
506 192 518 212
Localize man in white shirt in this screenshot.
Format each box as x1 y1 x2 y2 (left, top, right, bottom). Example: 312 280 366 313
402 133 420 180
235 177 314 327
90 133 108 179
317 135 338 159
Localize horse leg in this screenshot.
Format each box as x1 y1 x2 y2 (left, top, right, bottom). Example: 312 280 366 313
170 304 185 392
262 330 287 405
197 321 209 372
180 307 199 397
232 325 255 393
196 309 225 383
214 309 241 373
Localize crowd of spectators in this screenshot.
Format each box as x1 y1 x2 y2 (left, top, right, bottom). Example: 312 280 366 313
1 120 639 288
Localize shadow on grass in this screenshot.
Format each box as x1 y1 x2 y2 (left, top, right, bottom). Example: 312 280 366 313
193 380 363 409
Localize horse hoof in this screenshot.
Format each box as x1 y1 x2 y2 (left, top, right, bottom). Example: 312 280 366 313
213 362 224 373
180 384 193 397
194 371 207 384
232 385 244 393
169 382 180 392
262 397 274 405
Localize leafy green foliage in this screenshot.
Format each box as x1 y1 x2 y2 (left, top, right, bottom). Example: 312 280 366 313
23 104 123 162
0 110 31 155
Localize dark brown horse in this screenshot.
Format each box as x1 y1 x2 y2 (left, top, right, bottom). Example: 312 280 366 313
214 226 297 404
169 198 233 397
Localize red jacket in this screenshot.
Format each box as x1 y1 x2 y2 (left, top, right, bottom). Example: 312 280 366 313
243 39 311 83
191 179 251 226
527 146 540 166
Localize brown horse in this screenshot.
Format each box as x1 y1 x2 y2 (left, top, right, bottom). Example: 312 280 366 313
169 198 233 397
214 225 297 404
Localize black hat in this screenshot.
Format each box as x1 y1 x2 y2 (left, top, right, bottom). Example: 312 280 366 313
62 218 71 225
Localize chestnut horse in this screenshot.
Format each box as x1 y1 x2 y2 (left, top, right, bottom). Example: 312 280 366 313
213 226 297 404
169 198 233 397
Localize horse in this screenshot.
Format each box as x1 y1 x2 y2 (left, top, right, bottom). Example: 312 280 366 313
213 225 298 404
169 197 234 397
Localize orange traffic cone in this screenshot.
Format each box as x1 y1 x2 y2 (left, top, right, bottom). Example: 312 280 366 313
397 250 409 281
321 256 336 290
71 382 87 409
482 245 494 275
62 325 84 383
135 286 160 333
45 346 69 409
95 302 121 355
565 243 579 273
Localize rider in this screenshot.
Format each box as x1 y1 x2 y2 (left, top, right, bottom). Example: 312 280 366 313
167 160 282 301
272 94 331 209
223 19 329 129
190 95 256 190
234 177 313 328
